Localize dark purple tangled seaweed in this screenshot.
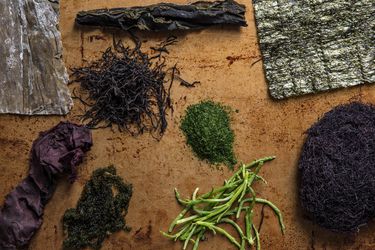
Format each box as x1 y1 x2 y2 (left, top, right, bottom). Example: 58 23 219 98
299 102 375 232
0 122 92 249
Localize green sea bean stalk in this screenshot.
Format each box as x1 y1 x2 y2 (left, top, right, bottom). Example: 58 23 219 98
161 156 285 250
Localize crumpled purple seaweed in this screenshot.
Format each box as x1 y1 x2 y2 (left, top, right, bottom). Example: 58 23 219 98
0 122 92 249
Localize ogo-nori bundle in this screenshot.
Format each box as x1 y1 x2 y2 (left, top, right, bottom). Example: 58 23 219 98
75 0 247 32
299 102 375 232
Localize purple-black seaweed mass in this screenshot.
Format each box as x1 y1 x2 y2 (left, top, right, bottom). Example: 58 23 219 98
299 102 375 232
0 122 92 249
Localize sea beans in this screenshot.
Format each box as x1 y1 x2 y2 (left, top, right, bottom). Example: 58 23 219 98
162 156 285 250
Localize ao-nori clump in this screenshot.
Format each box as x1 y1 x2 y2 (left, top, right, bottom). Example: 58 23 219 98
299 102 375 232
181 101 236 168
62 166 132 250
71 38 175 137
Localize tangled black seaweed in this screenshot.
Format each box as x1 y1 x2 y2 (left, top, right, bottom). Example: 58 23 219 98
71 37 176 136
299 102 375 232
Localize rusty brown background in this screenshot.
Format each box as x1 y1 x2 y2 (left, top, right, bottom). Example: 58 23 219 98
1 0 375 249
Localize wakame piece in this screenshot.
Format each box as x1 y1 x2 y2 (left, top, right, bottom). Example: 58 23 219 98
253 0 375 99
0 122 92 249
0 0 72 115
299 102 375 232
75 0 247 32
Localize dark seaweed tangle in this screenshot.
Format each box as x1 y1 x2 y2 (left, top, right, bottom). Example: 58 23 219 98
71 37 176 137
62 166 133 250
75 0 247 32
299 102 375 232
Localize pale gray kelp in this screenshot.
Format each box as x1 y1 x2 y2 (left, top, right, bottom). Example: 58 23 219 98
0 122 92 250
253 0 375 99
0 0 72 115
75 0 247 32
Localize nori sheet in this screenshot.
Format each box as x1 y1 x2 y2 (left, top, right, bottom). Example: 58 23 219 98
252 0 375 99
75 0 247 32
0 0 72 115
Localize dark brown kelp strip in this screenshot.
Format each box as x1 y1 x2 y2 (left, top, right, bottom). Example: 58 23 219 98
299 102 375 232
71 38 176 137
75 0 247 32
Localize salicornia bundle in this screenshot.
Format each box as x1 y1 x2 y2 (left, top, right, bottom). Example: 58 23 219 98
162 156 285 250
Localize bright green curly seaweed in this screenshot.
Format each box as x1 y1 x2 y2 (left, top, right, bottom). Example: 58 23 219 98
181 100 237 168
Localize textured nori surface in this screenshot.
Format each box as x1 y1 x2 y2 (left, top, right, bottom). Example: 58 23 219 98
252 0 375 99
299 102 375 232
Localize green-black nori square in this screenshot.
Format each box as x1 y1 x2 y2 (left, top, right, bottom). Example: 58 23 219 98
253 0 375 99
299 102 375 232
75 0 247 32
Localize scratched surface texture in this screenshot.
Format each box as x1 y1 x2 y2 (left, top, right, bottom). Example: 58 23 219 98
253 0 375 99
0 0 375 249
0 0 72 115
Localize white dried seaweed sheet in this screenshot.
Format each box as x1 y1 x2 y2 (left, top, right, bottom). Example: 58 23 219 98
252 0 375 99
0 0 72 115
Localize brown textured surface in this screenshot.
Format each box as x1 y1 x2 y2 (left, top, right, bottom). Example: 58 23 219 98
0 0 375 249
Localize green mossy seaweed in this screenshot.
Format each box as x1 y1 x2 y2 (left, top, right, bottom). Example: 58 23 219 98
62 166 132 250
181 100 237 169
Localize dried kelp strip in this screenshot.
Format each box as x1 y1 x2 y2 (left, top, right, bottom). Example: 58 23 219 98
299 102 375 232
71 38 175 136
75 0 247 32
63 166 133 250
0 0 72 115
253 0 375 99
0 122 92 249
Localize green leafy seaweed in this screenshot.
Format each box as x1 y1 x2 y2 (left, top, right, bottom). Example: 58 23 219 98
62 166 133 250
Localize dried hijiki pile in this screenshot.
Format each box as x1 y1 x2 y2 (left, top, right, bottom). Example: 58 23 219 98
163 157 285 250
253 0 375 99
71 38 176 137
299 102 375 232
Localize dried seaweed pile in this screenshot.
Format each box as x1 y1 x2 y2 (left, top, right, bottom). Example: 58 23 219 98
181 101 236 168
63 166 132 250
72 38 175 136
299 102 375 232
